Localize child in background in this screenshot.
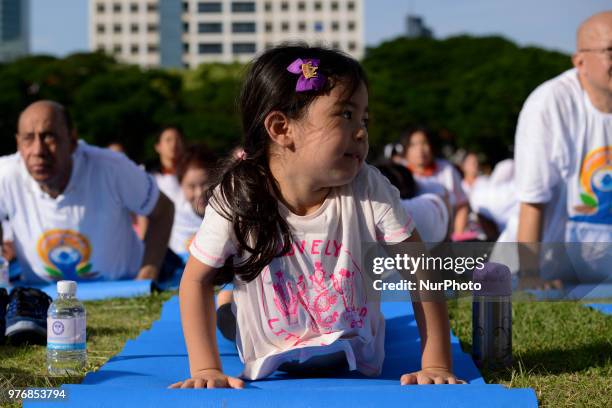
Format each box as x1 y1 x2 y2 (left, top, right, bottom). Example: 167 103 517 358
168 145 218 262
171 46 464 388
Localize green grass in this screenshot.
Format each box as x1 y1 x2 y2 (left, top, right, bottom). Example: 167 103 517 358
448 299 612 407
0 291 175 407
1 292 611 407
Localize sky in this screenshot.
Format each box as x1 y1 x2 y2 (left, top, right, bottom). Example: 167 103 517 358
30 0 612 56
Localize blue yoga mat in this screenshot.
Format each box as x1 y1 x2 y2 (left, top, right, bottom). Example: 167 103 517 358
26 296 537 407
12 279 153 301
526 283 612 300
585 304 612 315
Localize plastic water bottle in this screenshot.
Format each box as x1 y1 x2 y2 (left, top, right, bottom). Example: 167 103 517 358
47 280 87 375
472 262 512 370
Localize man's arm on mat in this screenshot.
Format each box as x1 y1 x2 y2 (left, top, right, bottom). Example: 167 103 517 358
169 256 244 389
400 232 466 385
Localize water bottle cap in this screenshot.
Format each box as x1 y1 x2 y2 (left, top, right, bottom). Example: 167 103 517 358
472 262 512 296
57 280 77 295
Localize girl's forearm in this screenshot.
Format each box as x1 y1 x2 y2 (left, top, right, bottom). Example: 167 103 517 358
179 278 223 375
412 301 453 370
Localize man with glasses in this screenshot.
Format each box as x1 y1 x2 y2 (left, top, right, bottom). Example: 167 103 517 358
0 100 175 284
513 11 612 287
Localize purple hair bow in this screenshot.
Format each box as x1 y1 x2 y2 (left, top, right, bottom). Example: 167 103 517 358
287 58 326 92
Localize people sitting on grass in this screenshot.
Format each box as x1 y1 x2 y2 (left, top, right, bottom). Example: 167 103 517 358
171 45 465 388
399 126 470 239
168 144 218 263
146 125 185 204
0 100 174 284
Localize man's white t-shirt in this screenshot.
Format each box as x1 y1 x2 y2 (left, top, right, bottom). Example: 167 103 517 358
0 141 160 283
189 164 414 380
169 193 201 257
514 68 612 281
402 194 448 244
413 159 468 208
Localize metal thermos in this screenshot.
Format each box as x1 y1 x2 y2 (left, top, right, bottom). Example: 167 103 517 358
472 262 512 370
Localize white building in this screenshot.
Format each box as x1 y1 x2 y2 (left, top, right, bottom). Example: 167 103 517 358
89 0 364 69
0 0 30 62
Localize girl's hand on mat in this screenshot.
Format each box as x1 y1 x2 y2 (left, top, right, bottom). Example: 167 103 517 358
169 369 245 389
400 368 466 385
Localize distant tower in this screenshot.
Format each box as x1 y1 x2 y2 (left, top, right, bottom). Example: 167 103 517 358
405 14 433 39
0 0 30 62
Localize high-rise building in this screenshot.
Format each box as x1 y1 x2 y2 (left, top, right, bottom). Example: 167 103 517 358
0 0 30 62
89 0 364 68
405 15 433 39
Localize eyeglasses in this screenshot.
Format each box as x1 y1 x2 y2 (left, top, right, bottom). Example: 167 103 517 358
579 46 612 59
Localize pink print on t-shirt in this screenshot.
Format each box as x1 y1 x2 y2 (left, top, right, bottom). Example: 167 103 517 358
263 239 368 346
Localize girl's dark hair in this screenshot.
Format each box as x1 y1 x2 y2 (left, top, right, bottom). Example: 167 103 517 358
208 44 368 285
176 144 219 184
399 125 439 157
375 162 417 199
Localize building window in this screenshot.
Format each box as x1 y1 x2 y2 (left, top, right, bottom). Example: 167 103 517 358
347 1 355 11
198 2 222 12
130 23 139 33
281 2 288 11
147 24 157 33
130 3 138 12
199 43 223 54
264 2 272 11
265 42 274 50
147 3 157 12
113 44 122 53
331 1 339 11
297 2 305 11
183 22 189 33
97 3 105 13
232 22 256 33
298 22 306 32
130 44 139 54
281 22 289 31
314 2 322 11
198 22 222 33
331 21 339 31
96 24 105 34
233 42 256 54
265 22 273 32
348 21 356 31
183 43 189 52
182 1 189 12
96 44 105 52
348 42 356 51
148 44 159 53
232 2 255 12
332 41 340 49
113 24 122 34
314 22 323 32
113 3 121 13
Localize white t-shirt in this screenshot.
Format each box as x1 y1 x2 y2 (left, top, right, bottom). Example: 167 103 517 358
413 159 468 208
154 173 181 204
514 68 612 281
0 141 160 283
169 192 201 256
190 164 413 380
401 194 448 244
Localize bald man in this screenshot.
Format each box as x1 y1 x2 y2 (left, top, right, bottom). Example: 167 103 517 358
0 100 174 283
513 11 612 286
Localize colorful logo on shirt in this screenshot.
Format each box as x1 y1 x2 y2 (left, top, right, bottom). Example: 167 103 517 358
572 146 612 224
37 229 96 280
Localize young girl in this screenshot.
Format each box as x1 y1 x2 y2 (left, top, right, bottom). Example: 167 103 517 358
168 145 218 262
171 46 464 389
